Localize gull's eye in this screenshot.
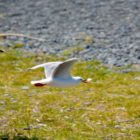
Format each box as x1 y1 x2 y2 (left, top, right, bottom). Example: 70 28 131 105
80 78 84 81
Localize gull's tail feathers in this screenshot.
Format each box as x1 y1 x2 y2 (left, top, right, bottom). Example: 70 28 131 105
31 80 39 85
31 79 48 85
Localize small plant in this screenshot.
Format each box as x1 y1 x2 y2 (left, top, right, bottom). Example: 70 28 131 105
0 134 9 140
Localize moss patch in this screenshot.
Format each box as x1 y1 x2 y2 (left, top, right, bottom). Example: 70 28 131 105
0 48 140 139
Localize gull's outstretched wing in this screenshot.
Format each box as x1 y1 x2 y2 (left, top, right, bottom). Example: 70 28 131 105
30 62 62 78
53 58 78 79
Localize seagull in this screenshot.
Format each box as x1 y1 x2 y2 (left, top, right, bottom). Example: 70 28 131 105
30 58 92 88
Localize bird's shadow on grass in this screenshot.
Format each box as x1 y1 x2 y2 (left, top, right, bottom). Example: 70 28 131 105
0 134 38 140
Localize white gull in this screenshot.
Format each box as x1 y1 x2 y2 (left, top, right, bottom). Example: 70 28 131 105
30 58 91 88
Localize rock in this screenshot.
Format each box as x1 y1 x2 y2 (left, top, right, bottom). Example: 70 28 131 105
114 125 121 129
0 0 140 66
21 86 30 90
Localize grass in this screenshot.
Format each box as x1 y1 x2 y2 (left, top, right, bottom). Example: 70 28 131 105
0 47 140 140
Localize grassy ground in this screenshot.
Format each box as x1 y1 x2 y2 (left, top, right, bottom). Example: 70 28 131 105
0 48 140 140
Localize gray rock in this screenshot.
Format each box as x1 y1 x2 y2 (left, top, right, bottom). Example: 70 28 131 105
21 86 30 90
1 0 140 66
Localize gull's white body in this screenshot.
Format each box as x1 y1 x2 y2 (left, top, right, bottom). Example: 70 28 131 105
31 77 82 88
30 58 88 88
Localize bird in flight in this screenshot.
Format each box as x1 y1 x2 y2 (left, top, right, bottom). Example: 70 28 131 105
30 58 92 88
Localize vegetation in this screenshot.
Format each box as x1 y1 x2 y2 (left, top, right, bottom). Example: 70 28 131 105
0 47 140 140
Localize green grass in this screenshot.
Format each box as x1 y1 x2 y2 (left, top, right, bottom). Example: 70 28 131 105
0 48 140 140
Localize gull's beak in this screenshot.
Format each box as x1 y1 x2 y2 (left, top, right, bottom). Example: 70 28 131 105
0 49 5 53
82 78 92 83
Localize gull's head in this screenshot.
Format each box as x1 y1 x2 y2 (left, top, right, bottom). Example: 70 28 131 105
74 77 92 83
